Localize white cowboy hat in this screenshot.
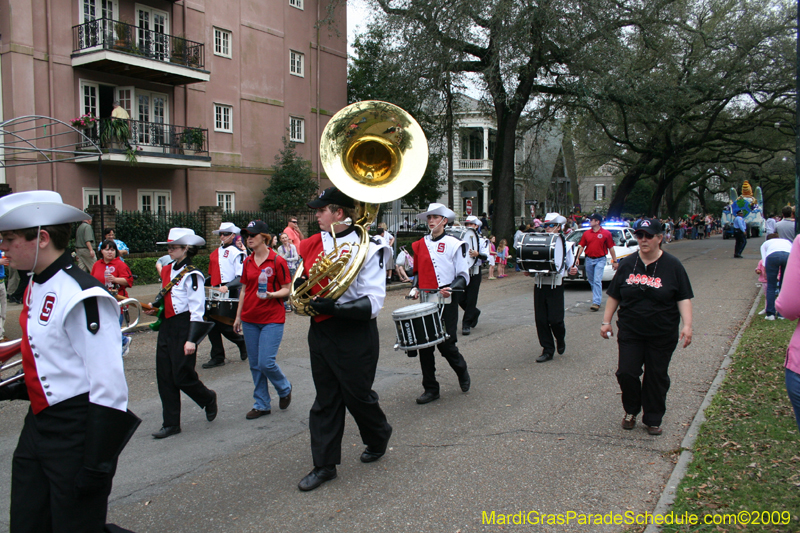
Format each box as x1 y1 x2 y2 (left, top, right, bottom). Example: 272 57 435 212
416 203 456 221
464 215 482 227
212 222 240 235
157 228 206 246
544 212 567 225
0 191 89 232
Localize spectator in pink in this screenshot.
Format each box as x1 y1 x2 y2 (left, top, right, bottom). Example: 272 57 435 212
776 235 800 431
283 216 304 248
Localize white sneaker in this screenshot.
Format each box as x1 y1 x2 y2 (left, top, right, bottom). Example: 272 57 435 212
765 315 775 321
121 336 132 356
758 308 766 315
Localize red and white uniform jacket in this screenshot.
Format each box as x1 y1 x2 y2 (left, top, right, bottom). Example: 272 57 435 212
21 253 127 414
161 259 205 322
298 228 389 321
412 233 470 291
208 243 245 286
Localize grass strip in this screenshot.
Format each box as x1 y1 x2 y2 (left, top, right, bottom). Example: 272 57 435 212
661 302 799 532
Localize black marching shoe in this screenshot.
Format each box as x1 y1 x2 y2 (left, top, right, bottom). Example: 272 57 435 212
201 359 225 369
205 391 218 421
556 338 566 355
459 370 471 392
360 446 387 463
416 391 440 404
239 349 248 361
536 352 554 363
152 426 181 439
298 466 337 491
462 325 471 336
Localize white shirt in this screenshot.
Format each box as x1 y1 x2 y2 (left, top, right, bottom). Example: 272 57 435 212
421 233 470 288
168 262 206 322
217 244 245 283
24 257 127 412
320 229 389 319
765 217 777 235
473 236 491 273
760 238 792 262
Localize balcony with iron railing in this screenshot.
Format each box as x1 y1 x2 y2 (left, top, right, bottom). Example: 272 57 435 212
71 18 209 85
76 118 211 168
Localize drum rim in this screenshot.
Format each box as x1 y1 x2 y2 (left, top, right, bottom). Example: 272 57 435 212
392 302 440 317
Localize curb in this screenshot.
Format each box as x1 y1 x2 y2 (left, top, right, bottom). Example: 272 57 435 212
644 290 760 532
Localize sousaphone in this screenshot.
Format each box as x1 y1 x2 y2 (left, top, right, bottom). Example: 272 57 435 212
290 101 428 316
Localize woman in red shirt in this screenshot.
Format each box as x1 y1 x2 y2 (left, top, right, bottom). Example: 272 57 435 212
233 221 293 419
90 240 134 298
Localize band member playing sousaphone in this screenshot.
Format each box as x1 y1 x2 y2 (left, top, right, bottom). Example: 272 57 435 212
459 215 489 336
0 191 140 532
295 187 393 491
202 222 248 369
148 228 217 439
409 203 472 404
519 213 578 363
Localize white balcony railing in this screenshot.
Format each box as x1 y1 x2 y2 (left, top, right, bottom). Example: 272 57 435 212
457 159 493 171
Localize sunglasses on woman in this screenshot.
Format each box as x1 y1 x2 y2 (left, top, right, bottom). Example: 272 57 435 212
634 232 657 240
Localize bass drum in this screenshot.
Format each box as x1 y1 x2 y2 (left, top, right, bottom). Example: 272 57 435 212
444 226 479 268
518 233 566 274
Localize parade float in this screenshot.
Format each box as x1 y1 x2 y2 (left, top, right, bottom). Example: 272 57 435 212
721 180 765 237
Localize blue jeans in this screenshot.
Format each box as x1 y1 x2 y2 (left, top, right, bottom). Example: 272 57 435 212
765 252 789 317
786 368 800 432
585 256 606 305
242 322 291 411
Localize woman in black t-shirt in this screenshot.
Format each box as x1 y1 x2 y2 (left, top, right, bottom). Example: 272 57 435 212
601 218 693 436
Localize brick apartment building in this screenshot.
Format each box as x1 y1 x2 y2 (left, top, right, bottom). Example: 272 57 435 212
0 0 346 212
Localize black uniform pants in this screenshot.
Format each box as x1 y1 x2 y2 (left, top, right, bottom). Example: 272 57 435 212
207 320 247 362
308 317 392 467
11 394 113 533
533 283 566 356
615 327 679 427
459 271 482 328
734 229 747 256
156 312 215 427
418 297 469 394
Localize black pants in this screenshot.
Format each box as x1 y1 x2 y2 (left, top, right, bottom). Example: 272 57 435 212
734 229 747 256
207 320 247 362
533 283 565 356
418 298 468 394
459 271 482 328
308 317 392 467
156 312 215 427
11 394 113 533
615 327 679 427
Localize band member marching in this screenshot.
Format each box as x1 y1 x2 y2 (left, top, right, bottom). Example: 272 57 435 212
409 203 471 404
0 191 140 532
202 222 248 369
520 213 578 363
295 187 393 491
149 228 217 439
459 215 490 336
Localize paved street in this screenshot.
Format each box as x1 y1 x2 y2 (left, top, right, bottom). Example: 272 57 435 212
0 235 761 532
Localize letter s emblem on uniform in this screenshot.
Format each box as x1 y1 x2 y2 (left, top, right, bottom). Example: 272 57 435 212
39 293 57 325
437 243 446 253
223 250 229 258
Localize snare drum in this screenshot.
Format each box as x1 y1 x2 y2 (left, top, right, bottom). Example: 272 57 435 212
517 233 566 273
392 303 447 351
445 226 479 268
205 297 239 325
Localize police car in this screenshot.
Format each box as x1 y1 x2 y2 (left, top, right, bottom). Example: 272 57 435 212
564 223 639 282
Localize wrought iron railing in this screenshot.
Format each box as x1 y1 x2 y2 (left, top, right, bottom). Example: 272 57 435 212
80 119 208 156
72 17 205 69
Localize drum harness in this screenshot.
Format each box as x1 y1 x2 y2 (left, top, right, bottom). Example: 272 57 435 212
532 231 570 289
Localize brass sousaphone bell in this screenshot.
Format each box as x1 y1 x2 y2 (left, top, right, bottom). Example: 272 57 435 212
290 101 428 316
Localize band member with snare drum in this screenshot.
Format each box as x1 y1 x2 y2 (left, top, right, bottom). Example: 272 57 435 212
149 228 217 439
203 222 248 369
521 213 578 363
409 203 471 404
459 215 489 336
233 220 293 420
0 191 140 533
296 187 393 492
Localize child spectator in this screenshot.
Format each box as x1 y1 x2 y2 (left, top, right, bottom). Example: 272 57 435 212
496 239 509 278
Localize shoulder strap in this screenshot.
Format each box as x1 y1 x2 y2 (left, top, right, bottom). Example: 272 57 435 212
61 264 104 334
154 265 197 303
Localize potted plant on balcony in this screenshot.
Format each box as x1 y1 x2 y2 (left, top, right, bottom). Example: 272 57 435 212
114 19 130 50
170 35 186 64
181 127 205 155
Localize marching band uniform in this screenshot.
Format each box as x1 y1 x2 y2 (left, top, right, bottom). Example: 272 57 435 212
0 191 139 533
459 215 490 336
153 228 217 439
297 187 393 491
203 222 248 368
411 203 471 404
520 213 576 363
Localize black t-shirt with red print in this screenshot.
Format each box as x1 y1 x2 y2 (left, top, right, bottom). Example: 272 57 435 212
606 251 693 337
